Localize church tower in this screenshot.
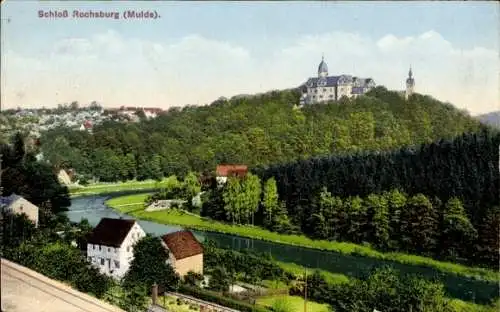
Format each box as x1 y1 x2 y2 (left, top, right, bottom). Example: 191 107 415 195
318 54 328 78
405 66 415 100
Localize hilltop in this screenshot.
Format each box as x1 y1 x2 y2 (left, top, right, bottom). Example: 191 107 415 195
39 86 485 182
477 111 500 129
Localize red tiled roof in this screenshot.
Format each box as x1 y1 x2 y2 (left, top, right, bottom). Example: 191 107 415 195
161 231 203 260
87 218 136 247
216 165 248 177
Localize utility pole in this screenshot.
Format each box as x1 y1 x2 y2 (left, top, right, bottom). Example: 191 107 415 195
304 268 307 312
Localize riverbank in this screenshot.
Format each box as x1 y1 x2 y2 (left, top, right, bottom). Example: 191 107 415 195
106 194 499 284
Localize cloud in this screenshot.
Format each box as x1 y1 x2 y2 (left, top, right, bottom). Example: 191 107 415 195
1 29 498 115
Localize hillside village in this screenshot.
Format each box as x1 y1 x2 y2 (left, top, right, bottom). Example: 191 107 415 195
0 104 164 142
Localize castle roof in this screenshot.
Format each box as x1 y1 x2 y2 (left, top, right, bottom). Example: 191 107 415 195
318 58 328 75
304 75 375 88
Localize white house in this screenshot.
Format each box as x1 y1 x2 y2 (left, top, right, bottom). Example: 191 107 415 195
86 218 146 279
0 194 39 228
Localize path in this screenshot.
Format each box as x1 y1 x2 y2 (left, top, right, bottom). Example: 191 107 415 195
1 258 125 312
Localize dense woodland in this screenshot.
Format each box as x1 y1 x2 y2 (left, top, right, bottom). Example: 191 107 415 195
0 133 71 214
38 87 485 182
35 87 499 269
198 129 499 269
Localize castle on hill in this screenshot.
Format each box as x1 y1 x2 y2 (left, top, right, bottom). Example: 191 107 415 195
299 56 416 105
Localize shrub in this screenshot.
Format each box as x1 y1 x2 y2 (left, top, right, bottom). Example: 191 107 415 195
179 285 271 312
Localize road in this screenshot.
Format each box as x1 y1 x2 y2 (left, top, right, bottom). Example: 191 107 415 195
1 258 125 312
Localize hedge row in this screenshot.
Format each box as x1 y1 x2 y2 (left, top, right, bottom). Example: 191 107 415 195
178 285 271 312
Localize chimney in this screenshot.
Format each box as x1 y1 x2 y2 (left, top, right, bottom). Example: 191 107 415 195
151 283 158 305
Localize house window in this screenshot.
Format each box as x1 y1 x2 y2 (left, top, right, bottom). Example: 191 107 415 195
92 244 95 250
99 245 102 251
108 248 111 252
100 258 105 265
127 246 130 252
114 260 120 269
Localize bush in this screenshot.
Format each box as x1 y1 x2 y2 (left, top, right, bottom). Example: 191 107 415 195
179 285 271 312
270 297 293 312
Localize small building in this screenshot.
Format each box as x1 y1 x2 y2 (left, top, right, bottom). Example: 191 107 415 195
161 230 203 277
57 169 72 186
0 194 39 228
215 164 248 185
86 218 146 279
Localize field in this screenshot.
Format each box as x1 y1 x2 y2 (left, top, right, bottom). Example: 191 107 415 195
105 193 499 283
256 295 330 312
69 177 179 197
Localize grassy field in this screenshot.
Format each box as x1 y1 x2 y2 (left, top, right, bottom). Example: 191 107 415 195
257 295 330 312
69 177 179 197
106 194 499 283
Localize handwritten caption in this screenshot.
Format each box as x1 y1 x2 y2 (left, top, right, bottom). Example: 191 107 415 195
38 10 160 20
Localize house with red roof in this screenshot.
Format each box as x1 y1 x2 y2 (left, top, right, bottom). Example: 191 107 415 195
161 230 203 277
215 164 248 185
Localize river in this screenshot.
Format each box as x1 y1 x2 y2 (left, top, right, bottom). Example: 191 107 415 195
67 191 498 304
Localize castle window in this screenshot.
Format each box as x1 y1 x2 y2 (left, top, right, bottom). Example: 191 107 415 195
323 88 326 92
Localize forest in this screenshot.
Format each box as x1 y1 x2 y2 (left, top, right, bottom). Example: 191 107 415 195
38 87 486 182
34 87 499 269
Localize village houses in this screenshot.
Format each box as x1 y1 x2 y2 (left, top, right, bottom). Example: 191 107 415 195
85 217 204 280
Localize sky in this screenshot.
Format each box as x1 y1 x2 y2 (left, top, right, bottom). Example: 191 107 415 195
1 1 499 115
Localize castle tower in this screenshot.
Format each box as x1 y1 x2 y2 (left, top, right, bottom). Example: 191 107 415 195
405 66 415 100
318 54 328 78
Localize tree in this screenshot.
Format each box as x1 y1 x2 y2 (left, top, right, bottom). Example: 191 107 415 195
400 194 438 254
344 196 367 243
222 177 243 223
440 198 477 260
182 171 202 204
262 177 279 229
474 206 500 267
183 271 204 287
384 189 407 249
209 266 230 292
123 235 180 292
241 173 262 225
365 194 390 249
